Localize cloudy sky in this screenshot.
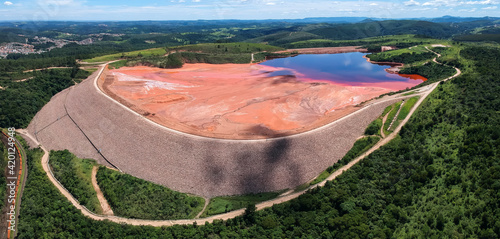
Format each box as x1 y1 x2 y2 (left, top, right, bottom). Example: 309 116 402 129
0 0 499 21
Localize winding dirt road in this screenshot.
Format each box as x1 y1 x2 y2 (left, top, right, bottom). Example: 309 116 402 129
16 45 462 227
91 166 114 216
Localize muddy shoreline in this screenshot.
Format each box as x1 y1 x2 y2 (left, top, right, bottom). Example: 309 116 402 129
362 55 405 74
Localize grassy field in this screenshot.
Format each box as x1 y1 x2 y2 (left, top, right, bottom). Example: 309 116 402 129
108 60 128 69
96 167 205 220
83 48 167 63
201 191 283 218
48 150 102 214
383 96 420 134
429 44 473 73
382 104 393 116
83 68 99 73
397 96 420 121
367 46 436 65
310 136 380 185
384 101 403 134
403 91 417 96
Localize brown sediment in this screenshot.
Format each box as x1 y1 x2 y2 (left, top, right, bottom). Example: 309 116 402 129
105 64 395 139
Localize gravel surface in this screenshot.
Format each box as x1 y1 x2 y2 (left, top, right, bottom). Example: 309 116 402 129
26 66 401 198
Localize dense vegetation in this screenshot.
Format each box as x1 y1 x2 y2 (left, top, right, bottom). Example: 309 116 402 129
96 167 205 220
309 20 458 41
288 34 441 50
454 34 500 43
364 106 391 136
0 57 77 72
202 192 282 218
127 53 184 69
174 43 283 54
368 51 435 64
88 42 283 67
13 38 500 238
0 141 7 210
49 150 101 213
0 68 90 128
399 61 456 83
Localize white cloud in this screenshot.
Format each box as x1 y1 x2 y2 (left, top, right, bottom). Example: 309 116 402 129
465 0 499 4
482 5 498 8
37 0 77 6
404 0 421 6
459 7 477 11
369 3 378 5
422 0 498 6
192 0 201 2
422 0 463 7
3 1 13 5
266 2 276 5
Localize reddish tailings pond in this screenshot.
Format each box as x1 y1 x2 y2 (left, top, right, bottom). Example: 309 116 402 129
103 52 425 139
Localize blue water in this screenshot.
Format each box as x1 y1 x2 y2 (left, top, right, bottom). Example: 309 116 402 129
259 52 423 86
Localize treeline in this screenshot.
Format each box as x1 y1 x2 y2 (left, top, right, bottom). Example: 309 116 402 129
399 61 456 83
368 52 436 64
0 139 8 210
288 38 434 51
96 167 205 220
127 53 184 69
454 34 500 43
124 52 254 68
16 44 500 238
0 57 76 72
174 43 283 54
179 52 252 64
0 68 89 128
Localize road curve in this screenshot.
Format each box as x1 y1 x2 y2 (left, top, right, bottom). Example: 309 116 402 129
27 58 422 198
15 51 462 226
91 166 114 216
15 79 438 226
18 45 462 227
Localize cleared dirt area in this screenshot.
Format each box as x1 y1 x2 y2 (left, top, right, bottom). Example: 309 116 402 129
103 64 394 139
26 63 412 197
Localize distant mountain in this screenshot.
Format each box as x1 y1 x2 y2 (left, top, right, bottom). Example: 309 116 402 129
413 15 500 23
286 17 379 23
307 20 459 40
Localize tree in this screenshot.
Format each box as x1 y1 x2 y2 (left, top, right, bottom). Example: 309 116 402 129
244 204 256 223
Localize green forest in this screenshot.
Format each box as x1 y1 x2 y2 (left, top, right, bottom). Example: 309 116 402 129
368 52 436 64
49 150 102 214
0 68 90 128
96 167 205 220
15 42 500 238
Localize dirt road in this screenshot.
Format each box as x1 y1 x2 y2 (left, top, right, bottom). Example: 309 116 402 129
16 45 462 226
14 80 440 226
91 166 114 216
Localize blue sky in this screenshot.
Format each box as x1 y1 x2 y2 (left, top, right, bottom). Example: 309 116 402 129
0 0 499 21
